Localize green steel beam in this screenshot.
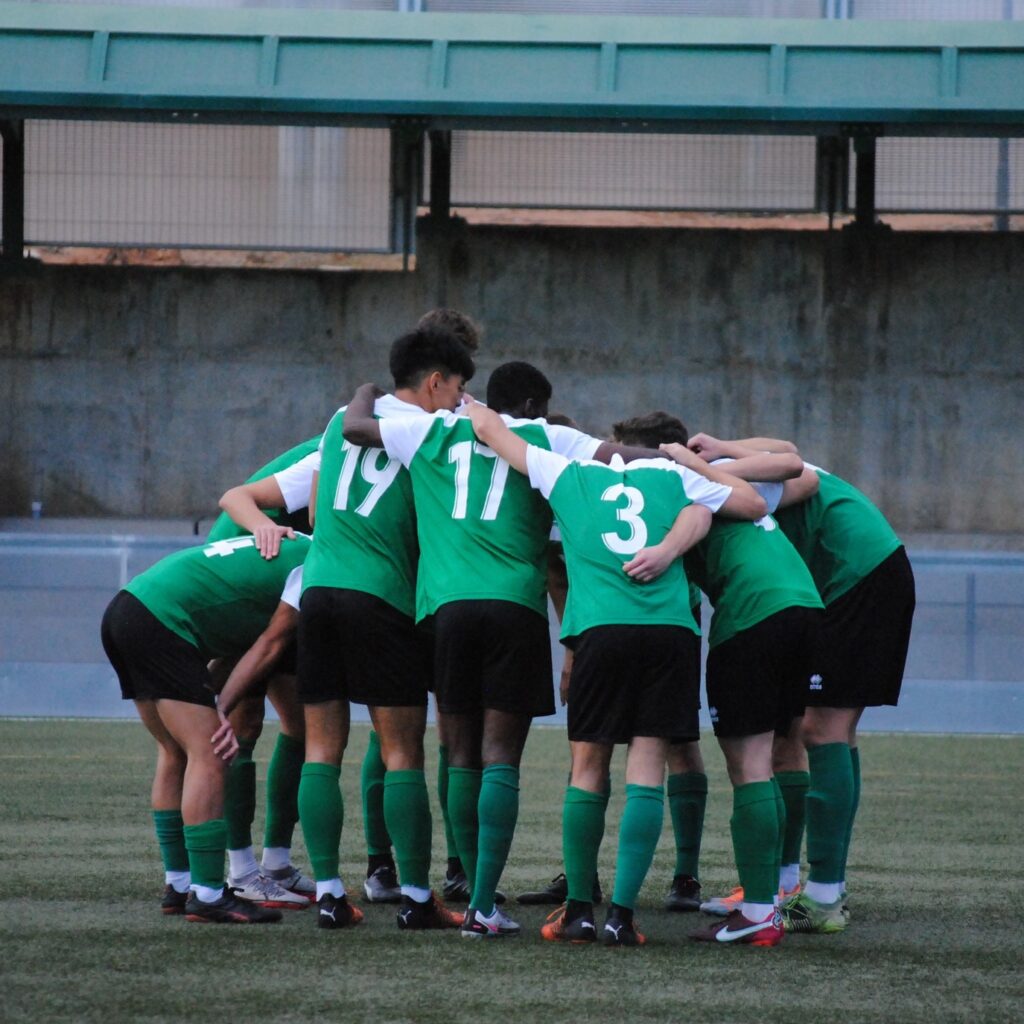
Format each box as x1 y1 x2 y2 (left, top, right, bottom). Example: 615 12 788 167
1 5 1024 135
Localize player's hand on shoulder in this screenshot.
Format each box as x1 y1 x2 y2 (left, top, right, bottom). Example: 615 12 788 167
353 381 386 400
685 433 720 461
252 524 295 559
659 442 700 468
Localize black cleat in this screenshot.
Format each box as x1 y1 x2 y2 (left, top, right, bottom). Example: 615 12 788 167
184 887 282 924
664 874 702 913
517 872 603 906
363 864 401 903
601 904 646 947
541 903 598 944
396 893 463 930
160 884 189 916
317 892 365 929
442 869 505 904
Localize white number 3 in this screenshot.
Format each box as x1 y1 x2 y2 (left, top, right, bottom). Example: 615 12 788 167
600 483 648 555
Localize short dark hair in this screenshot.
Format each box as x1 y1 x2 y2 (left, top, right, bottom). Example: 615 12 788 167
612 411 688 448
545 412 579 429
417 308 482 354
389 326 476 390
486 361 553 416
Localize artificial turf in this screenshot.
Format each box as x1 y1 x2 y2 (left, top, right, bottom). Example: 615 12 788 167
1 720 1021 1023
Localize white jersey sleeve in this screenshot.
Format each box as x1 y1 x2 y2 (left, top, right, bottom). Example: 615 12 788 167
274 452 319 513
378 411 440 468
280 566 304 610
540 423 602 461
526 445 571 500
676 464 733 513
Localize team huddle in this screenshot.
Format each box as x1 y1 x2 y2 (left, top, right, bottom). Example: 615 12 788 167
101 308 915 948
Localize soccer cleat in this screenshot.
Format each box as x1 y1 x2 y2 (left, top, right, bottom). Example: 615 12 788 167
700 885 745 917
229 871 311 909
664 874 702 913
396 892 463 930
185 887 283 924
516 872 604 906
441 869 505 905
264 864 315 902
160 884 188 916
540 905 597 944
691 908 784 947
460 905 521 939
363 864 402 903
601 906 646 948
317 892 365 930
779 892 848 934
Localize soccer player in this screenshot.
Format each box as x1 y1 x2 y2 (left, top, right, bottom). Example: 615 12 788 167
296 325 474 930
630 421 822 946
688 433 915 934
99 531 311 924
342 361 655 938
462 400 767 946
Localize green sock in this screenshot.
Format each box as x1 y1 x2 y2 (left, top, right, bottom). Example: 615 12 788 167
806 742 854 884
470 764 519 913
611 783 664 911
264 732 304 850
153 809 189 872
184 818 227 890
563 786 605 903
447 767 482 890
361 731 391 858
298 762 343 882
384 769 432 890
224 739 256 852
771 776 786 887
437 744 459 862
776 769 809 868
839 747 861 883
667 771 707 878
730 781 780 906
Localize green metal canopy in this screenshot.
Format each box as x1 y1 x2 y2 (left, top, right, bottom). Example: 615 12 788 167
1 4 1024 135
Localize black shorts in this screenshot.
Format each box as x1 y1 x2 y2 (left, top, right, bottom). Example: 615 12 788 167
705 606 823 739
812 547 916 708
298 587 430 707
432 600 554 718
567 625 700 744
100 591 216 707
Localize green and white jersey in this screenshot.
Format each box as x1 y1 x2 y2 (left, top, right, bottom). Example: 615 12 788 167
774 463 902 606
301 394 424 618
206 435 322 541
683 466 823 649
125 534 311 660
526 447 733 643
379 412 601 621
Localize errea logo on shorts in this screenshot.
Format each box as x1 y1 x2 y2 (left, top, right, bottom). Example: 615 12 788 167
809 674 823 691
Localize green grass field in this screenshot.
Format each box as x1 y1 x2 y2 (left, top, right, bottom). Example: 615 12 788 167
2 720 1021 1024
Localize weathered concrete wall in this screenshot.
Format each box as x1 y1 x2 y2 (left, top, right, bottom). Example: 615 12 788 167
2 222 1022 532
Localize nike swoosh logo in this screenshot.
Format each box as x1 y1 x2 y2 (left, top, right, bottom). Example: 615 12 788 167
715 920 772 942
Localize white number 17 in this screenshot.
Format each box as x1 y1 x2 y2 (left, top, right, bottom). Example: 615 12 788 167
448 440 510 521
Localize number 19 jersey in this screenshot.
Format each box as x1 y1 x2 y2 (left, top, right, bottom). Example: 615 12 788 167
380 412 600 621
300 395 421 618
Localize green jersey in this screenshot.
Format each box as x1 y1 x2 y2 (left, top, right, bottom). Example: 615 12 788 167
206 435 322 541
380 411 601 621
774 464 902 606
526 447 733 643
125 534 311 660
301 396 421 617
684 513 824 650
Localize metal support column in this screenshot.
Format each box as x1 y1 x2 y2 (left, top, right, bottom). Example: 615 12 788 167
389 125 424 269
428 130 452 223
814 136 850 229
1 119 27 264
853 135 878 229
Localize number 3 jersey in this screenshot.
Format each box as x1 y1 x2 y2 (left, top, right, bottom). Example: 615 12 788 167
124 534 310 660
379 412 602 622
300 394 425 618
525 447 733 644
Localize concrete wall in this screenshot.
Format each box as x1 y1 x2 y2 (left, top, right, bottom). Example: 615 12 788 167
2 220 1022 532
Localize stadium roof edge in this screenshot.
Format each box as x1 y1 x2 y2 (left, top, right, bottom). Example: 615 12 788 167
1 3 1024 134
